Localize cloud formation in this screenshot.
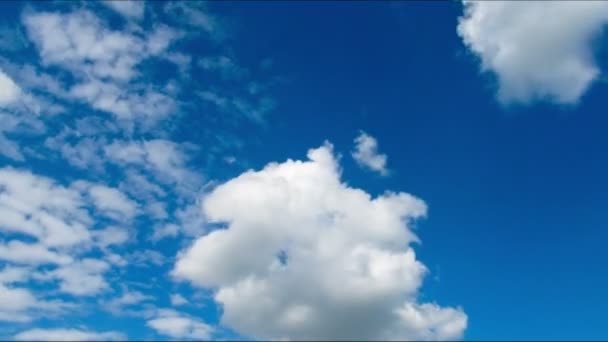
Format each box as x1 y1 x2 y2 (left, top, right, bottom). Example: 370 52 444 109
173 143 467 340
458 1 608 105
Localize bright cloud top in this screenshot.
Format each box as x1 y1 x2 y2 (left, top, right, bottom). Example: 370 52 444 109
458 1 608 105
352 131 389 176
173 142 467 340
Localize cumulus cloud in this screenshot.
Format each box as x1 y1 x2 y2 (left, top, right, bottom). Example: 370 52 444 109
352 131 389 176
14 328 126 341
173 142 466 340
146 309 213 340
458 1 608 105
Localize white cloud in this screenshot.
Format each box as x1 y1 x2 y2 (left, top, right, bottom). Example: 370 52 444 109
458 1 608 105
173 142 466 340
0 284 37 322
104 139 203 198
0 166 137 293
44 136 108 171
0 241 72 266
151 223 179 241
0 67 21 106
102 0 145 20
0 266 30 284
87 184 139 221
14 328 126 341
22 9 178 128
102 288 153 315
352 131 389 176
170 293 188 306
0 167 97 248
46 259 110 296
147 309 213 340
0 133 25 161
68 79 176 126
92 226 130 248
0 284 74 323
23 10 143 81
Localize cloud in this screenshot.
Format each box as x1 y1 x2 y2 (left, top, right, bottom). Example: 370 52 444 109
199 55 248 80
0 284 74 323
0 68 26 160
352 131 389 176
146 309 214 340
44 259 110 296
102 0 145 20
92 226 129 248
126 249 166 268
0 167 137 249
164 2 220 35
1 1 288 338
101 288 153 316
87 184 139 221
0 67 21 106
173 142 466 340
0 167 91 248
23 10 145 82
170 293 188 306
458 1 608 105
0 266 30 284
22 9 179 129
0 284 38 322
104 139 204 201
0 241 72 266
14 328 126 341
0 166 139 302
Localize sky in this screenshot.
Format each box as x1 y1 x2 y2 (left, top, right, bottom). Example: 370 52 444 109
1 0 608 341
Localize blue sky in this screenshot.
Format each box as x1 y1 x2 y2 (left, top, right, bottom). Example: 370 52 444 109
1 1 608 341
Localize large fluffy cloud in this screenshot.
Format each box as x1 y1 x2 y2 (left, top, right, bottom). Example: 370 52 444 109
173 142 467 340
458 1 608 105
